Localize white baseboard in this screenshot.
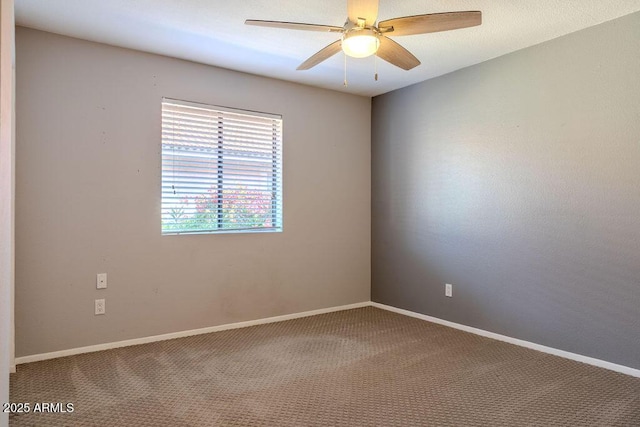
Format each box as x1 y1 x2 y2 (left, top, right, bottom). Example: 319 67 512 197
371 302 640 378
14 301 370 366
15 300 640 379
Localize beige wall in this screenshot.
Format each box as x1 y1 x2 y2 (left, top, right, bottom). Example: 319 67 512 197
1 0 15 424
15 27 371 357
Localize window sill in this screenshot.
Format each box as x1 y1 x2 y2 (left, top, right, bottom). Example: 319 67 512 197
162 227 283 236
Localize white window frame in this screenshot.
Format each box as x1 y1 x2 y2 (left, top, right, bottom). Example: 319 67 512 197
161 98 283 235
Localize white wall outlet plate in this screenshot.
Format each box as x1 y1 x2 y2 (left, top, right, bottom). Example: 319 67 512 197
95 299 106 315
445 283 453 297
97 273 107 289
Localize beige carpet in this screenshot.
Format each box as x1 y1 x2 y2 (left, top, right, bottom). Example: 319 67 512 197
9 307 640 426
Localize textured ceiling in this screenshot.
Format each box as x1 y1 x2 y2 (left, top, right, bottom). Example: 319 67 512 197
14 1 640 97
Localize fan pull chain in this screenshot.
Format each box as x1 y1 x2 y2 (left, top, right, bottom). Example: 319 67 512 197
375 55 378 81
343 53 348 87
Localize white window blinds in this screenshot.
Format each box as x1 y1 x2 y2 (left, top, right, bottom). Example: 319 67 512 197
161 99 283 235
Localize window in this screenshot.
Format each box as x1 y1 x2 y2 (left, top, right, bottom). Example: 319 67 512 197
161 99 283 235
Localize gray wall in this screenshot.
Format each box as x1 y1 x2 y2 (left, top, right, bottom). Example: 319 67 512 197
372 12 640 369
15 27 371 357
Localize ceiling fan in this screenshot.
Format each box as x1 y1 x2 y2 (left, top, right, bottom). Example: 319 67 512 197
246 0 481 71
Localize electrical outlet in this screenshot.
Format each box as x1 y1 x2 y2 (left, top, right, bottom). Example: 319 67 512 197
445 283 453 298
97 273 107 289
95 299 106 315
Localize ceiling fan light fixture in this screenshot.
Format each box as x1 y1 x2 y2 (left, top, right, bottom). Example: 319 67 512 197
342 28 380 58
247 5 482 73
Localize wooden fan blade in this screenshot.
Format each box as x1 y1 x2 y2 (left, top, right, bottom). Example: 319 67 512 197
376 36 420 70
245 20 343 33
378 11 481 36
347 0 379 26
297 40 343 70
